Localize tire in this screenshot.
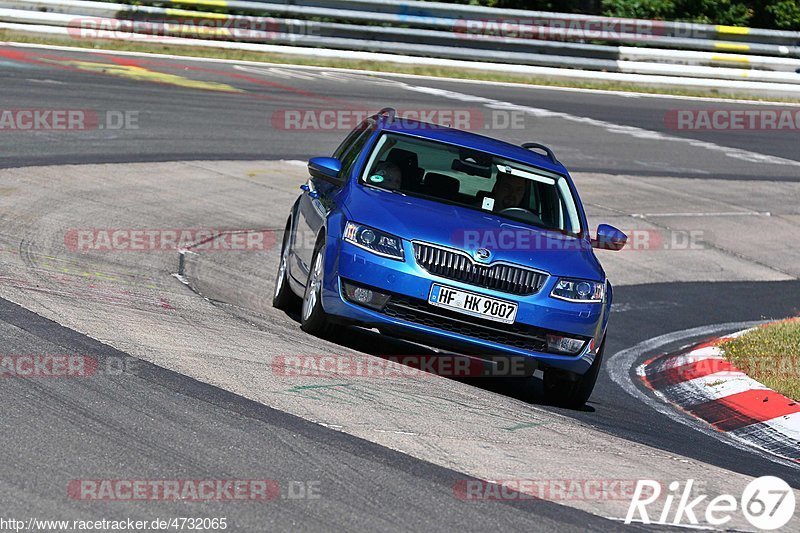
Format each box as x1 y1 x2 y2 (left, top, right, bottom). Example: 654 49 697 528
543 341 604 409
300 238 335 337
272 218 300 311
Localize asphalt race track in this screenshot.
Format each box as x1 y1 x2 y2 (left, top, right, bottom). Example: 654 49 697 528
1 42 799 531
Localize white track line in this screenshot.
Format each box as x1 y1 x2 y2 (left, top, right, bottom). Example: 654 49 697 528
397 85 800 167
631 211 772 218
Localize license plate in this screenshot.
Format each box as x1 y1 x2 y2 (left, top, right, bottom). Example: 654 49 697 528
428 284 518 324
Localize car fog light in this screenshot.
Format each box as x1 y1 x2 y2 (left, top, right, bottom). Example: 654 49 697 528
342 281 391 310
353 287 373 303
546 334 586 355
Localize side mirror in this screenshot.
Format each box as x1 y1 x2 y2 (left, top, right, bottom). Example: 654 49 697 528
308 157 344 185
592 224 627 251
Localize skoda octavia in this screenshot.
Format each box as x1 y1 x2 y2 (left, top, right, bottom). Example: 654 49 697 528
273 108 627 407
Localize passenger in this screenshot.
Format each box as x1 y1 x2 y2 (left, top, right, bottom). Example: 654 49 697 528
493 172 527 210
368 161 403 190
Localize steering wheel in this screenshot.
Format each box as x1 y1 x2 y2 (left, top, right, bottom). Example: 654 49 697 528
497 207 544 225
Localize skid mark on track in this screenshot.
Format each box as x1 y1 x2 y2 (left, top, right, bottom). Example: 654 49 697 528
0 241 178 311
502 421 550 432
277 380 552 431
0 273 176 310
280 383 360 404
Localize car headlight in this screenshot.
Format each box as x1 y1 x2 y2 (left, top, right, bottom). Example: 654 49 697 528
344 221 404 260
550 278 604 303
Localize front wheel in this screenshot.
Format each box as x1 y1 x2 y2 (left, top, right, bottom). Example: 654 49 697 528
273 218 300 311
543 341 604 409
300 240 335 337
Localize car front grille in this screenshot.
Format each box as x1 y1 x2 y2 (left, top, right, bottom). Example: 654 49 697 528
382 294 549 351
412 242 547 296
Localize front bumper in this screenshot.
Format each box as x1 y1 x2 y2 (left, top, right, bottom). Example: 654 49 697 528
321 239 608 375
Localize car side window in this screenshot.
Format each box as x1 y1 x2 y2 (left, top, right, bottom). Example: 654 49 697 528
338 124 374 177
333 120 369 160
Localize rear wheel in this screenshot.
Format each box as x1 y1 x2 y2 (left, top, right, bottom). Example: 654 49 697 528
300 239 335 337
272 218 300 311
543 341 604 409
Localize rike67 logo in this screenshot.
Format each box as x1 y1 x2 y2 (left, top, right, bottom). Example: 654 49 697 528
626 476 795 529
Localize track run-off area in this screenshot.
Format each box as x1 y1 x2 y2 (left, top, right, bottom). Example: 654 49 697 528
1 42 799 531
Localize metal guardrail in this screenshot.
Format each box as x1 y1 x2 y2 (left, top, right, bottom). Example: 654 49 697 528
4 0 800 63
4 0 800 55
143 0 800 47
53 0 797 57
0 0 799 92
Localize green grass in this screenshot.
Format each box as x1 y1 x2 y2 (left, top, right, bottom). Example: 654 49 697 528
721 319 800 401
3 29 800 103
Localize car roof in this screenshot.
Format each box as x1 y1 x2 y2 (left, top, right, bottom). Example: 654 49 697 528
378 116 569 176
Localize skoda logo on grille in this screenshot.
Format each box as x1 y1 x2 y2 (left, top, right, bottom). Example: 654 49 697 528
474 248 492 262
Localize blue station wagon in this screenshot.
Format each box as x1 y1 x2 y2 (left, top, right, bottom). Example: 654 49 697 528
273 108 627 408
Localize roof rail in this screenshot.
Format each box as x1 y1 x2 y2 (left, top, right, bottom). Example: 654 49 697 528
376 107 397 122
521 142 559 165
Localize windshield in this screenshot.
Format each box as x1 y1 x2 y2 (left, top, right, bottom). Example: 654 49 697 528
359 132 582 234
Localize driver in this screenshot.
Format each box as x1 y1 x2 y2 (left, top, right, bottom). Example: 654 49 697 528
493 172 527 211
368 161 402 190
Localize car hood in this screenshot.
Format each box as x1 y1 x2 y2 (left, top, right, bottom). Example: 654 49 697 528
341 185 605 281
